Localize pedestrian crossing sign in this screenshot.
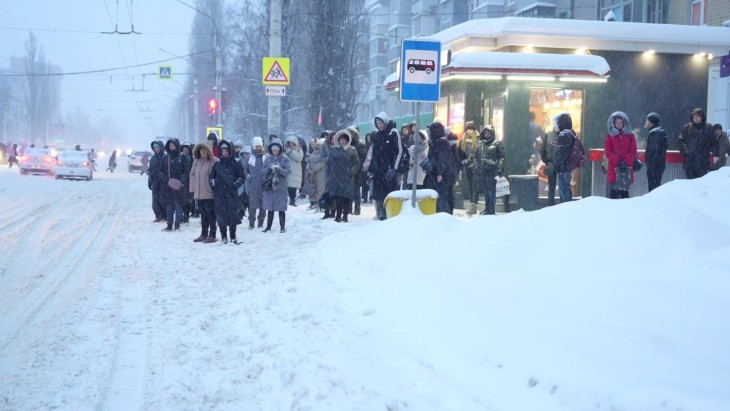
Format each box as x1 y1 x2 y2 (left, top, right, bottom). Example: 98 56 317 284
262 57 290 85
158 66 173 80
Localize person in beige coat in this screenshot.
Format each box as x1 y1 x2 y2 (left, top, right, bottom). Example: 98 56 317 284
284 136 304 206
189 142 219 243
305 138 327 210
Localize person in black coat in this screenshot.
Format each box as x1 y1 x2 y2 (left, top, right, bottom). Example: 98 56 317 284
473 125 505 215
424 122 460 214
159 138 187 231
678 108 714 179
209 140 246 244
349 126 367 215
148 140 166 222
368 111 403 220
549 113 577 203
180 142 194 223
644 112 668 192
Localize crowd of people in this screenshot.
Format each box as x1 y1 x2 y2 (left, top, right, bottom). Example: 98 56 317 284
142 107 728 244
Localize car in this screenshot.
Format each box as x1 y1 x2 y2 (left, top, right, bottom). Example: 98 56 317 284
18 148 55 175
128 150 151 172
55 151 94 181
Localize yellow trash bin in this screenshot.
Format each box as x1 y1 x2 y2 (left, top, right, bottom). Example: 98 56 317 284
384 189 439 218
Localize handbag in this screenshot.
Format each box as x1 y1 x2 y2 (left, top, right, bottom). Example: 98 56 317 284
167 158 183 190
419 156 435 175
495 176 510 197
633 158 643 172
318 191 334 210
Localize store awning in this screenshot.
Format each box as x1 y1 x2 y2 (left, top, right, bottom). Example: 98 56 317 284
384 52 610 90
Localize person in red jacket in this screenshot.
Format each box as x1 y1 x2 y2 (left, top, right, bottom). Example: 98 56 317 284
604 111 637 199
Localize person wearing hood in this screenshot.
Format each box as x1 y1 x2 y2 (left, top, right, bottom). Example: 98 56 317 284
159 138 187 231
425 122 463 214
347 126 367 215
551 113 578 203
710 124 729 171
460 121 480 214
644 113 668 192
368 112 403 220
284 136 304 206
180 142 194 224
148 140 166 222
408 130 430 189
362 133 373 203
539 114 564 206
305 138 327 210
261 139 291 233
206 132 220 158
190 142 219 243
326 130 360 222
106 149 117 172
244 137 268 229
473 125 505 215
605 111 637 199
678 108 714 179
209 140 246 244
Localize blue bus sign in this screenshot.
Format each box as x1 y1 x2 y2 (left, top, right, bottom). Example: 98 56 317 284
399 38 441 102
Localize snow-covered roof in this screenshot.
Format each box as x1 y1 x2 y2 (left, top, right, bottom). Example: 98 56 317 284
383 52 610 89
431 17 730 55
514 2 556 16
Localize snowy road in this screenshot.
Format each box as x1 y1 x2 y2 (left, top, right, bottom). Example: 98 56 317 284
0 164 381 410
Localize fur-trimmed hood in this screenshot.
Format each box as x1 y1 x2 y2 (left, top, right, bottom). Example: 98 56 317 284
193 142 216 160
334 129 352 150
607 111 631 137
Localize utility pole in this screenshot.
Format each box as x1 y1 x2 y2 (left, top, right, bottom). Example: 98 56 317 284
194 79 200 140
267 0 282 136
214 33 222 126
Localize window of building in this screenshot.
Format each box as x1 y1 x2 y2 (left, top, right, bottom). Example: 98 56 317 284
647 0 668 23
691 0 707 25
599 0 646 22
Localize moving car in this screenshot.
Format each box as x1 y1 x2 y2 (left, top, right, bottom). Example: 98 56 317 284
55 151 94 180
18 148 55 175
128 150 151 172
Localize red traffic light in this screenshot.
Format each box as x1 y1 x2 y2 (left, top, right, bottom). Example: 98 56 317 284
208 99 218 113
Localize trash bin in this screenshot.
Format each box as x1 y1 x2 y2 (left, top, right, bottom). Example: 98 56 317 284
507 175 539 211
384 189 439 218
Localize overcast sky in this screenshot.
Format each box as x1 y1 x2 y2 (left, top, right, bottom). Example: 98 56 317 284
1 0 198 149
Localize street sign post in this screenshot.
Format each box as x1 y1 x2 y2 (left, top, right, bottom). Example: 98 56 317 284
158 66 173 80
400 38 441 207
265 86 286 96
262 57 291 86
399 38 441 103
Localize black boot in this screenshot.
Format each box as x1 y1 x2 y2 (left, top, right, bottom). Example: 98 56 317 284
174 222 180 230
263 211 275 232
162 222 173 231
279 212 286 233
342 208 349 223
193 229 207 242
248 220 255 230
335 208 342 222
321 209 332 220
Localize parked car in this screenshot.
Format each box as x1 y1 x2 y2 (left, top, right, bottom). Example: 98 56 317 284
55 151 94 180
128 150 151 172
18 148 55 175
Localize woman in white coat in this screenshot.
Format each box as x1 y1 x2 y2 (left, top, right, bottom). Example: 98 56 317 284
284 136 303 206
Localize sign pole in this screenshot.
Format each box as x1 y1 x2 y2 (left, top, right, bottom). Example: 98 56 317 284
412 102 420 208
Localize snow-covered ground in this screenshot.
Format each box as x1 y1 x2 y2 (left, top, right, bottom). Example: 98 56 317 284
0 159 728 411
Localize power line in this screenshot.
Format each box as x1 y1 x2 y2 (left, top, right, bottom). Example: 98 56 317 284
0 26 201 35
0 50 213 77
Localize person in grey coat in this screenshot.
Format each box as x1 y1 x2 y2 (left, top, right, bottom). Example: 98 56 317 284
327 129 360 222
209 140 246 244
262 139 291 233
244 136 268 229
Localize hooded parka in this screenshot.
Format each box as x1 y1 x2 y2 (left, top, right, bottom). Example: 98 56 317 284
210 140 246 226
159 138 188 206
604 111 637 184
261 140 291 211
189 143 218 200
245 143 269 210
284 136 304 188
678 108 714 178
326 130 360 199
368 112 403 201
305 141 327 204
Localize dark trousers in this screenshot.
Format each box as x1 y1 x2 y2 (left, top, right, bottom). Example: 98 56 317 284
352 186 361 212
483 173 497 214
375 200 386 220
557 172 573 203
152 186 164 219
166 201 182 225
198 199 216 237
684 166 707 180
465 168 477 203
265 211 286 229
362 184 369 202
647 167 664 192
610 189 630 199
333 196 351 220
546 172 557 206
249 208 266 226
219 224 237 240
288 187 297 205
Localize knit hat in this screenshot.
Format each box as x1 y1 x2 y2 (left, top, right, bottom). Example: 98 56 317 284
252 136 263 147
646 112 661 126
242 145 251 153
465 121 477 131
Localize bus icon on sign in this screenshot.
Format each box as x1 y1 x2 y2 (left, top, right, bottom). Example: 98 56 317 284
407 59 435 74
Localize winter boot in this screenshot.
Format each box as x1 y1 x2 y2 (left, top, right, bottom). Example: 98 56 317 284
263 211 275 232
248 221 255 230
342 209 349 223
174 222 180 230
334 208 342 223
193 230 207 242
466 203 477 216
162 222 173 231
203 236 217 243
321 209 332 220
279 212 286 233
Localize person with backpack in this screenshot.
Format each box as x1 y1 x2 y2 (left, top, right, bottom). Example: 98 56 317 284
644 112 668 192
539 114 562 206
605 112 637 199
548 113 578 203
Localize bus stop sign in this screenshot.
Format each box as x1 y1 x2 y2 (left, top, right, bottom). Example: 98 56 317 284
399 38 441 103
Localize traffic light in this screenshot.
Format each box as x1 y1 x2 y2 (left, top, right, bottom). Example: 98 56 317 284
208 98 218 117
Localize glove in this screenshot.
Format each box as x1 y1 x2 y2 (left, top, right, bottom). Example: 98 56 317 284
384 168 396 182
617 160 628 171
209 179 215 188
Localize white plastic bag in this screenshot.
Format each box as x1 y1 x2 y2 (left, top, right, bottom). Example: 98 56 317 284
495 176 510 197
